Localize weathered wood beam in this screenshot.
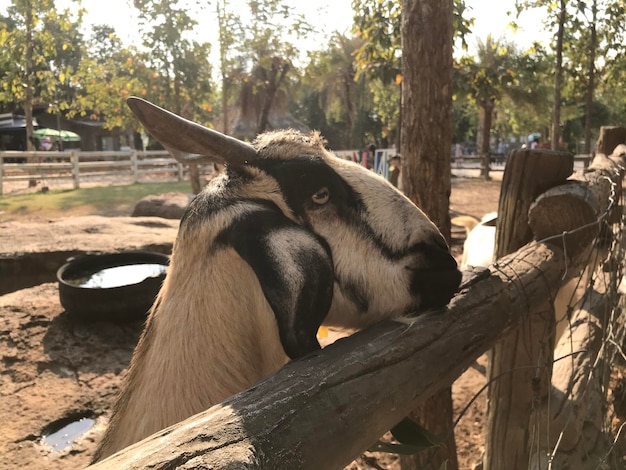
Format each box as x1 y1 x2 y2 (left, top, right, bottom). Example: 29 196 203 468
484 146 626 470
90 240 575 470
526 144 626 469
595 126 626 156
493 149 574 257
532 282 613 469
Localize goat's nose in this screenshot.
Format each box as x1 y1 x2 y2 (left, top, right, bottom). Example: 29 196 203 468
410 244 461 310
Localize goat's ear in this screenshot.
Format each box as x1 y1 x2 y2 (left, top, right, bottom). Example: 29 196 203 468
126 97 257 166
221 209 334 359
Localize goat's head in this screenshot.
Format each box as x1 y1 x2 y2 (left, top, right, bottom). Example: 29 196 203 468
127 97 461 358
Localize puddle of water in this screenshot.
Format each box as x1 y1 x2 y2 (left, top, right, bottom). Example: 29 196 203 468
42 417 95 451
66 263 167 289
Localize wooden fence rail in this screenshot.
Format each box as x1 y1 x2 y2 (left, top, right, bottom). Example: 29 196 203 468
0 150 190 195
89 142 626 469
0 150 593 196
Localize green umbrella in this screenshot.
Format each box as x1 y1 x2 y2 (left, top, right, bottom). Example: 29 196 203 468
33 128 81 142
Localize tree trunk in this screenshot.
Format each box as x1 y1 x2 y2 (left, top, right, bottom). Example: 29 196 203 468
400 1 457 468
188 164 202 194
583 1 597 154
551 0 566 151
217 0 229 134
401 0 454 238
256 58 290 135
24 0 35 151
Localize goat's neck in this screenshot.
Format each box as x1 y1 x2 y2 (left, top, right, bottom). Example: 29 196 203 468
96 248 287 460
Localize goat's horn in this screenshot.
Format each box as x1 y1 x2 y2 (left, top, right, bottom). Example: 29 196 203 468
126 97 257 166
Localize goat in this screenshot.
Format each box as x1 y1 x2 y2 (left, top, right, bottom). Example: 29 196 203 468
93 97 462 461
451 212 497 269
452 211 586 347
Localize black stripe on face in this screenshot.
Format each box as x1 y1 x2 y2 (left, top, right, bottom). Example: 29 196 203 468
252 156 363 221
251 157 460 311
216 207 334 360
254 157 452 264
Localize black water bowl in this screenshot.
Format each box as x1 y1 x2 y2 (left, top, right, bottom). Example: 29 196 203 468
57 252 169 322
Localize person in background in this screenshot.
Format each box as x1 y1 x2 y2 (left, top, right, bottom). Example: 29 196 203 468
388 155 401 188
530 136 540 149
455 143 464 168
39 137 52 151
497 140 506 155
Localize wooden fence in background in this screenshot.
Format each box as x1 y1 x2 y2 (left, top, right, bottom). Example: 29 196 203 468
0 150 184 195
0 148 593 196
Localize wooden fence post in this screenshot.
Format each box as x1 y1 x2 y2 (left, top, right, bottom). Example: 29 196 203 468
0 153 4 196
530 277 613 468
595 126 626 156
526 144 626 468
71 151 80 189
484 149 574 470
131 150 139 184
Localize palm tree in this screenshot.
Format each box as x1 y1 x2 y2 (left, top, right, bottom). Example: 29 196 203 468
456 36 549 179
303 33 366 148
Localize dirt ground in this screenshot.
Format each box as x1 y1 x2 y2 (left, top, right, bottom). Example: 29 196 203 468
0 176 502 470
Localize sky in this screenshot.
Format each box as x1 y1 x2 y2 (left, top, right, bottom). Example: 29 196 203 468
0 0 549 56
77 0 546 53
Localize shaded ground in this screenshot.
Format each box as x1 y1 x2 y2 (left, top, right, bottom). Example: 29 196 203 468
0 176 502 470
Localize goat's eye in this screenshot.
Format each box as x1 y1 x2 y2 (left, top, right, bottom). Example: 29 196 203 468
312 187 330 205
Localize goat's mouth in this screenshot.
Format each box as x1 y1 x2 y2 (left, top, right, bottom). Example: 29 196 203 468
404 242 461 311
408 265 462 311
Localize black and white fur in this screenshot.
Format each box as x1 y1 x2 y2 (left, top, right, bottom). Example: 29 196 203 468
93 98 461 461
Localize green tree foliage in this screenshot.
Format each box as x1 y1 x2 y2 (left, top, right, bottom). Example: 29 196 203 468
350 0 406 148
0 0 83 149
456 36 549 177
368 77 400 146
601 43 626 128
514 0 626 151
497 44 553 135
352 0 472 82
133 0 214 123
302 33 369 148
352 0 402 83
560 0 626 151
242 0 312 134
216 0 244 133
351 0 472 147
513 0 567 150
70 25 154 133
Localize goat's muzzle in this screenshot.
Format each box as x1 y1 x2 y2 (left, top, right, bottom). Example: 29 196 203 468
409 244 461 310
